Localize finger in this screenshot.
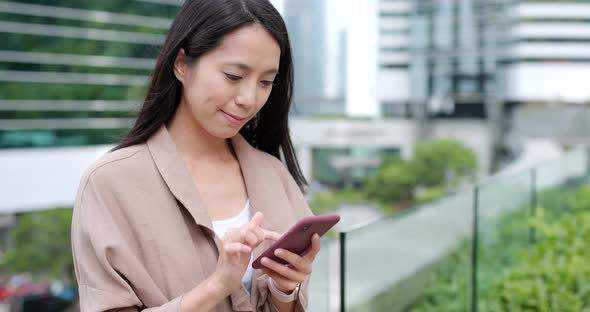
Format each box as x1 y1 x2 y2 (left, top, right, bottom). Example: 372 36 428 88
230 227 252 245
260 257 306 283
222 227 238 243
249 211 264 227
247 224 267 244
261 228 282 241
224 227 248 245
225 242 251 255
262 269 300 292
243 231 261 248
247 222 280 242
301 233 321 261
274 248 312 275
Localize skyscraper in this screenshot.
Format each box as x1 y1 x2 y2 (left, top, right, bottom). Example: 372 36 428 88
377 0 413 117
284 0 340 116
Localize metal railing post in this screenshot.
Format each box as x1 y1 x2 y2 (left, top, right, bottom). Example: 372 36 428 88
471 186 479 312
339 231 346 312
529 168 537 244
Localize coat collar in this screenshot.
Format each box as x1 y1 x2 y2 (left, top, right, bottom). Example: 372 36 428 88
146 125 292 233
146 126 293 310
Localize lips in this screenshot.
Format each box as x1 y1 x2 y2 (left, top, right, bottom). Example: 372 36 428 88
222 110 247 125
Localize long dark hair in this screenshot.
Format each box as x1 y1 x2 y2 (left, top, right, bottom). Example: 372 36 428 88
114 0 307 189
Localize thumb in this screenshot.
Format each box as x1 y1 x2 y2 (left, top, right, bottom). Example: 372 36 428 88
250 211 264 227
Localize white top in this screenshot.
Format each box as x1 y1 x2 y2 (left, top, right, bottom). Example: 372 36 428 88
211 200 253 294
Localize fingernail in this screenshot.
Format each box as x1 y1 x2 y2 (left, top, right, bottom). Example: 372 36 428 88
274 249 282 256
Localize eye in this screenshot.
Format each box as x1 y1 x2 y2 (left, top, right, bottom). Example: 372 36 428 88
261 80 275 87
224 72 242 82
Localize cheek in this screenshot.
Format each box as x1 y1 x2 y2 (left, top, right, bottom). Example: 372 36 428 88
186 78 232 111
256 89 272 109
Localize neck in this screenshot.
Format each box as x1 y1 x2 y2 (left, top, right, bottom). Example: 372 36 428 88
166 104 235 163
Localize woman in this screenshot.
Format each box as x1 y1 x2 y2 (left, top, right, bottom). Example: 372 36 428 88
71 0 319 311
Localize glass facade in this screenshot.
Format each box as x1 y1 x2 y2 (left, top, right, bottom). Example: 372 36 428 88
283 0 346 117
0 1 174 148
408 0 506 118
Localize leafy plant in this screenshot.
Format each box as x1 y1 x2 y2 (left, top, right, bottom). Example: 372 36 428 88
363 140 478 211
414 186 446 205
308 188 367 215
412 139 478 189
364 159 416 208
1 208 74 281
486 207 590 311
407 184 590 311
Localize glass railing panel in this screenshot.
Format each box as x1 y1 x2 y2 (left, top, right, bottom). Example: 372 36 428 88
343 190 474 311
309 237 335 312
475 170 532 311
536 147 590 215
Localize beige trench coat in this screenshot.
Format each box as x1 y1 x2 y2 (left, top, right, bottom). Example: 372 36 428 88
71 126 312 311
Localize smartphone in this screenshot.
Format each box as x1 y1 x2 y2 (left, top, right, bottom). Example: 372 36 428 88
252 214 340 269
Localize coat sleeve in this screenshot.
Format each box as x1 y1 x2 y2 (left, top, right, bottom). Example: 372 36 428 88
71 172 183 312
255 273 309 312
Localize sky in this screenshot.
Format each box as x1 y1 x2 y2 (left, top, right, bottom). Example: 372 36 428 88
269 0 380 116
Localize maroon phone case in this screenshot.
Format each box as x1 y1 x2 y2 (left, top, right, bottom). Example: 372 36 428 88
252 214 340 269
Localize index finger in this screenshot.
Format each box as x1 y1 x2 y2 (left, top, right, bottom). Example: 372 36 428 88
301 233 321 261
248 212 279 240
249 211 264 227
261 228 281 241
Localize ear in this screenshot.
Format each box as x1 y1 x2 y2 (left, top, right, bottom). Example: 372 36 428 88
173 48 188 83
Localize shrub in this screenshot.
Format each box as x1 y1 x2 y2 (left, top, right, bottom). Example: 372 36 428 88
487 208 590 311
364 159 416 209
412 139 478 189
1 208 74 280
308 188 367 215
409 185 590 311
363 140 478 210
414 186 446 205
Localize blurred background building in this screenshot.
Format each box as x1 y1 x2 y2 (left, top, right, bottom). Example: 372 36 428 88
1 0 590 310
2 0 590 210
0 0 588 212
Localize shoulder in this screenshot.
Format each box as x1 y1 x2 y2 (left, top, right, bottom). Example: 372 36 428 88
248 148 313 216
249 146 294 182
77 144 150 197
73 143 154 233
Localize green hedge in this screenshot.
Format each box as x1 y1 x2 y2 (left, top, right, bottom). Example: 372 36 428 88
486 207 590 310
409 185 590 311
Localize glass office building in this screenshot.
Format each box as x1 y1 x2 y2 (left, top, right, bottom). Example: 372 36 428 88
0 1 179 148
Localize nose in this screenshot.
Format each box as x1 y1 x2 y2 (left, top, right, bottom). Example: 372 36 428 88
235 82 257 108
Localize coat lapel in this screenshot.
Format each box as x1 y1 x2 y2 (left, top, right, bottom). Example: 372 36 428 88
231 134 297 231
146 126 294 234
146 126 214 232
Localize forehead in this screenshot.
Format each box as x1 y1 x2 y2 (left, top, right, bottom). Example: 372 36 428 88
206 24 281 71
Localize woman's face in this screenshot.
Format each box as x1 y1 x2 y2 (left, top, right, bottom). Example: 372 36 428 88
173 23 281 139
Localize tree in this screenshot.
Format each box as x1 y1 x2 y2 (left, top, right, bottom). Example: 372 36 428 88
1 208 74 281
363 140 478 210
412 139 478 189
364 157 416 206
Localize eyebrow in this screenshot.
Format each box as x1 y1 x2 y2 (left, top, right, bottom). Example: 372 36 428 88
225 62 278 75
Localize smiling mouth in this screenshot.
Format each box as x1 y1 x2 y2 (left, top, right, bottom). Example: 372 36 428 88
222 110 247 125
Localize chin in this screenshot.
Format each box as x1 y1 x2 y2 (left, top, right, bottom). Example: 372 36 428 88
209 127 242 140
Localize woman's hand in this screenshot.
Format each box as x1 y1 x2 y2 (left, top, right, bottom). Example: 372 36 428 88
260 233 321 294
213 212 281 295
